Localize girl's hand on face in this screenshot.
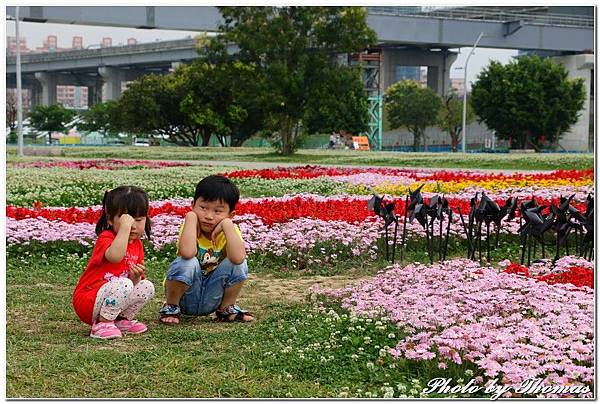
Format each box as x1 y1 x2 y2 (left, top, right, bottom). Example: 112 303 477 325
129 263 145 285
119 214 135 230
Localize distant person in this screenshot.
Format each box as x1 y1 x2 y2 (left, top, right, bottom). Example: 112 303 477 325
73 186 155 339
329 133 336 149
159 175 254 325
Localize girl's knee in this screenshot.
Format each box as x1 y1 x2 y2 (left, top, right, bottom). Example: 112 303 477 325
113 277 134 294
136 279 156 300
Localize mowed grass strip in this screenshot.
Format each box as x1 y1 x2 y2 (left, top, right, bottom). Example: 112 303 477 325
7 146 593 171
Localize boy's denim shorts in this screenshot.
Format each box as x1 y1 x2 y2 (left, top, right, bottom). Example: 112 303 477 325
166 256 248 316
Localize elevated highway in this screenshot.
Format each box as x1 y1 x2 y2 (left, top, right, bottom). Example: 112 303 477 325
6 6 594 150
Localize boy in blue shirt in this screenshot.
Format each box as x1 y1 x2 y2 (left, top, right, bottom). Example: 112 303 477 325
159 175 254 325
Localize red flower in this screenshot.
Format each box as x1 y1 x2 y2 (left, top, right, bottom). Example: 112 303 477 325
503 262 593 289
537 266 593 289
221 166 593 183
503 263 530 278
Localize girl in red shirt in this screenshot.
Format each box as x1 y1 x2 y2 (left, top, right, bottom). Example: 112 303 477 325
73 186 155 339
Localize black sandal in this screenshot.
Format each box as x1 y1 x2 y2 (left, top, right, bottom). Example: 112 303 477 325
159 303 181 325
215 304 254 322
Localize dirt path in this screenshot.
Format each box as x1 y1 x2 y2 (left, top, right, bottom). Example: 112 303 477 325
239 273 366 309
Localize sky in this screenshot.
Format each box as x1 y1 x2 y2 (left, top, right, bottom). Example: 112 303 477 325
4 10 519 89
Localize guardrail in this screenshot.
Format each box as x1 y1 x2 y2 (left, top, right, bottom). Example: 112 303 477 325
368 6 594 28
6 38 198 64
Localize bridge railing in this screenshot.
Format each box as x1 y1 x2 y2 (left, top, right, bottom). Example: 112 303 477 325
368 6 594 28
6 38 198 64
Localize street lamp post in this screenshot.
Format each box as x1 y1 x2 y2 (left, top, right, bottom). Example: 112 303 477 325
462 31 485 153
15 6 24 157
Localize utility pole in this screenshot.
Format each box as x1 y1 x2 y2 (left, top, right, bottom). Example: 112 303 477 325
16 6 24 157
461 32 485 153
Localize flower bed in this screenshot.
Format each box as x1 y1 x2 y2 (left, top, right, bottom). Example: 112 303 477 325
6 162 595 397
312 258 594 397
10 159 192 170
6 165 593 267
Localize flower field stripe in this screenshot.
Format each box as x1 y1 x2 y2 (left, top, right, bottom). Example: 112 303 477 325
6 215 381 256
224 166 593 183
6 194 589 225
222 166 593 197
312 258 594 392
10 159 192 170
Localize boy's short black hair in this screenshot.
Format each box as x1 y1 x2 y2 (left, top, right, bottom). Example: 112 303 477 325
193 175 240 211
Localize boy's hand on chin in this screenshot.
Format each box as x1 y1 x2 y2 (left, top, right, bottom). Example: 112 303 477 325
211 218 233 245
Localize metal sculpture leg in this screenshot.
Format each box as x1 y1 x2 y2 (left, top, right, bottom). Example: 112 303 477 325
443 212 452 261
486 222 491 263
477 222 483 262
391 219 399 264
527 233 533 266
520 234 527 265
439 214 444 261
400 195 408 262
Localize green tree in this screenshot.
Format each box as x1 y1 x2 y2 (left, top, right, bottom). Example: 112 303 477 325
78 100 121 136
180 61 266 147
303 63 369 136
437 90 475 152
28 104 76 144
470 56 586 150
206 6 376 155
385 80 442 151
117 73 203 146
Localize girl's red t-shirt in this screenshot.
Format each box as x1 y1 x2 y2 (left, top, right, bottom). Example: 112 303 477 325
73 230 144 325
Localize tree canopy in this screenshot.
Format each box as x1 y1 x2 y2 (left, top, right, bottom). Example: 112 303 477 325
303 63 369 136
437 90 475 152
470 56 586 150
384 80 442 151
179 61 265 147
116 73 199 145
204 6 376 154
115 62 264 147
78 100 121 136
28 104 77 144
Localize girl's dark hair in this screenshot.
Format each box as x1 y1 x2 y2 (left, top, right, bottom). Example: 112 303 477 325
95 186 151 237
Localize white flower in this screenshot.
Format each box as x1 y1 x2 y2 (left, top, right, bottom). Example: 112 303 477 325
382 387 394 398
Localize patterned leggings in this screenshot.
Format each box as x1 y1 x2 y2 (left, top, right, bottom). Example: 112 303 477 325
92 278 155 323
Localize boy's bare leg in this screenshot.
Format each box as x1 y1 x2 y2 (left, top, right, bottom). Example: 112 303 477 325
165 280 188 305
219 281 254 321
161 280 188 324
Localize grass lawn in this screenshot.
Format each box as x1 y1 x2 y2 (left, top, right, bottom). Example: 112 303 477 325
8 236 508 398
6 146 594 171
